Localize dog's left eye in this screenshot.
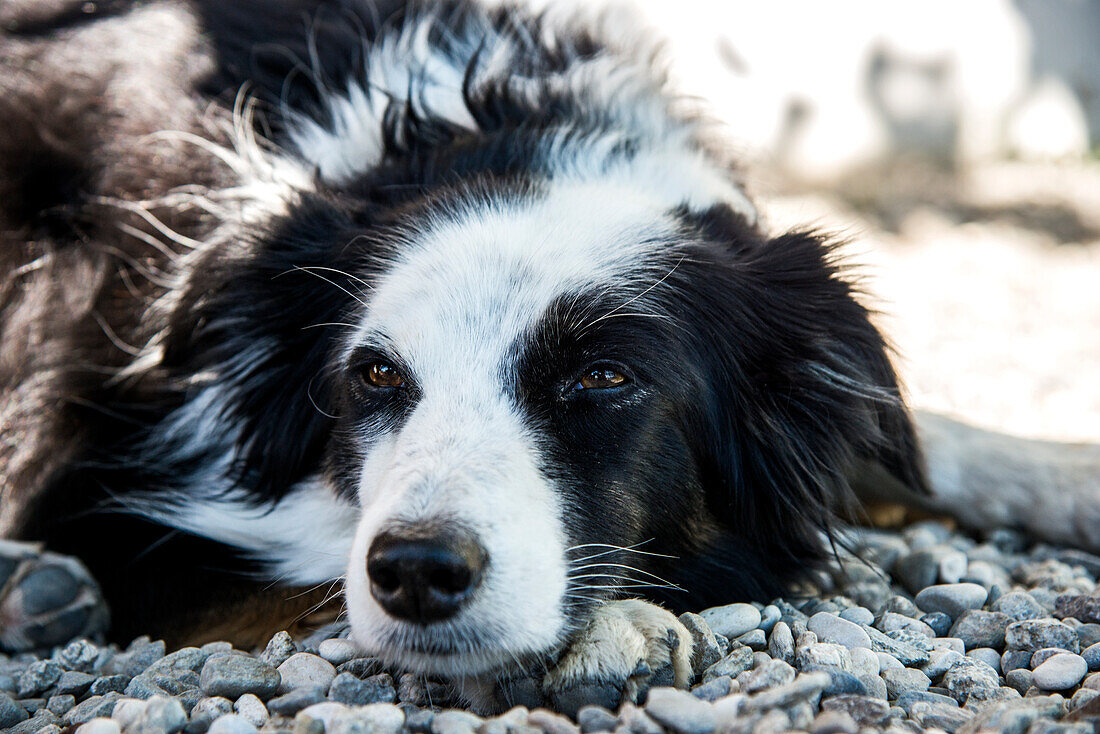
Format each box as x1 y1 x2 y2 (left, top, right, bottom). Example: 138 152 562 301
573 364 630 391
361 361 406 389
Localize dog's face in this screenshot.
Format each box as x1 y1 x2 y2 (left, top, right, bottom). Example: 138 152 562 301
184 175 921 677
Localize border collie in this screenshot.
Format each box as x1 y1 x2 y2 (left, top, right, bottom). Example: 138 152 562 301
2 0 1098 712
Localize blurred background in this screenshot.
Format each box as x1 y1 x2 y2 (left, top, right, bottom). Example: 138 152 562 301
530 0 1100 441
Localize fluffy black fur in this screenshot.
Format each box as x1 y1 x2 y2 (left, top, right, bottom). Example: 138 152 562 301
0 0 928 648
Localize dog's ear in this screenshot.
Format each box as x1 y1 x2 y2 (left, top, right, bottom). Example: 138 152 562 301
684 211 929 567
162 198 367 499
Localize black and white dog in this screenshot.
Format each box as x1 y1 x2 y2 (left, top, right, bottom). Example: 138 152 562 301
1 0 1097 710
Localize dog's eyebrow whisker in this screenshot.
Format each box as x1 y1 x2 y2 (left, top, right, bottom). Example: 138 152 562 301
278 266 369 307
302 322 360 330
295 265 376 293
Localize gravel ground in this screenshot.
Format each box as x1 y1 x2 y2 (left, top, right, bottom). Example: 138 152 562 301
3 521 1100 734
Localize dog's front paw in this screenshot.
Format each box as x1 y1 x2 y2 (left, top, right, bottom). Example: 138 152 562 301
542 599 693 716
0 540 109 652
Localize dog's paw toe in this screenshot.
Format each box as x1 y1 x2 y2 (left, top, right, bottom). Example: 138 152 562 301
0 540 109 652
543 599 693 716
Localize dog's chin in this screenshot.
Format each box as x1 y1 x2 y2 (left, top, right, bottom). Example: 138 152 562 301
350 622 566 679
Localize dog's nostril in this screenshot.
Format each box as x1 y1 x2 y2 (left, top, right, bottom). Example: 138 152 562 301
366 528 487 623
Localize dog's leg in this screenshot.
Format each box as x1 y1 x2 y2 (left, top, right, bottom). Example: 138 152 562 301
0 539 110 652
856 411 1100 551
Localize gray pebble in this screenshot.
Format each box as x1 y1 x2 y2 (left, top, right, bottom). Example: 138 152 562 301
808 709 857 734
882 668 930 699
107 639 166 678
909 700 974 731
1083 641 1100 671
644 687 716 734
55 670 95 696
849 647 880 678
58 640 99 673
924 649 965 679
921 612 953 637
431 709 481 734
809 613 871 650
820 694 890 727
277 653 335 693
317 639 358 667
734 629 766 650
18 660 62 697
62 693 122 726
894 551 939 595
336 657 384 678
699 603 761 639
89 675 128 696
701 643 753 682
839 607 874 626
1032 653 1088 690
208 713 258 734
937 551 969 584
863 626 931 667
46 694 75 716
1001 649 1033 673
190 696 234 726
678 613 722 676
759 605 781 633
260 631 296 668
894 689 959 714
743 671 830 711
576 705 617 733
877 612 934 639
267 686 325 715
949 610 1012 650
1054 593 1100 624
1005 620 1080 654
991 591 1046 621
796 642 853 672
9 709 59 734
1006 668 1033 694
1078 624 1100 649
736 658 795 694
202 642 233 656
74 720 122 734
199 653 280 700
915 583 988 618
966 647 1003 671
821 670 869 697
941 658 1000 704
876 652 904 672
767 621 795 666
0 692 29 727
690 676 735 702
1032 647 1072 668
329 672 397 705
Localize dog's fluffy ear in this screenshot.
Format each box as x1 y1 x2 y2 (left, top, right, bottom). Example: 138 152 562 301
683 212 929 567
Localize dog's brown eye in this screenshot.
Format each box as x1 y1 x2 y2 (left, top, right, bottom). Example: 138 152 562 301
363 361 405 388
575 366 629 391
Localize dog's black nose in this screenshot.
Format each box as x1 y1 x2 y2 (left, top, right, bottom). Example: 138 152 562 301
366 529 487 623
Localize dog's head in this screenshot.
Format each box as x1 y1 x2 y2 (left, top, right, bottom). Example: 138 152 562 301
161 172 925 678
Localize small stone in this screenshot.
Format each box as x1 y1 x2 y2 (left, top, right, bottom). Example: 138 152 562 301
1055 594 1100 624
1032 653 1088 690
143 648 208 679
89 676 128 696
849 647 880 678
922 612 953 637
0 692 29 728
933 637 966 654
1002 649 1034 673
882 595 921 618
863 626 931 667
796 642 853 672
699 603 761 639
329 672 397 705
233 692 268 727
915 584 988 619
431 709 481 734
734 629 766 650
894 551 939 595
677 614 722 677
742 671 829 711
46 694 75 715
208 713 259 734
63 693 122 726
55 671 95 697
894 690 959 714
1006 668 1033 694
131 695 186 734
736 659 795 693
1031 647 1072 669
819 694 890 727
839 607 874 626
261 631 297 668
876 652 903 671
107 638 166 678
809 613 872 650
1083 642 1100 671
967 647 1003 671
950 610 1012 650
767 621 795 666
9 709 58 734
701 643 753 682
1006 620 1080 654
317 639 358 666
821 670 868 696
1070 687 1099 711
808 709 857 734
877 612 934 639
190 696 234 726
267 687 325 715
110 698 148 730
909 700 974 731
882 668 930 699
528 708 579 734
277 653 335 694
759 605 781 633
577 705 617 733
202 642 233 655
644 687 716 734
690 677 736 702
199 653 281 700
924 649 965 678
941 657 1000 704
938 550 969 584
75 719 122 734
992 591 1047 621
18 660 62 697
336 658 384 678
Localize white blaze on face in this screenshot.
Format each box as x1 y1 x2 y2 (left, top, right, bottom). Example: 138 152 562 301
342 179 683 673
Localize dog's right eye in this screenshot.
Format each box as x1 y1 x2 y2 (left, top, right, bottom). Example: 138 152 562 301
360 361 405 389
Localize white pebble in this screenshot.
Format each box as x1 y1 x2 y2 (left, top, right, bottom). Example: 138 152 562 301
699 603 762 639
850 647 880 678
318 639 359 666
208 713 259 734
277 652 336 693
876 652 904 672
1032 653 1088 691
75 719 122 734
234 693 268 727
808 612 871 650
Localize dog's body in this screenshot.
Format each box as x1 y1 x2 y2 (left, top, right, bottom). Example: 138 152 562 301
2 0 1098 709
